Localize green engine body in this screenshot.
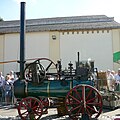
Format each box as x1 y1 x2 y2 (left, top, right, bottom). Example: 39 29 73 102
14 79 94 98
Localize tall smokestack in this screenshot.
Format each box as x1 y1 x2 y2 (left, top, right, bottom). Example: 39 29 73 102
20 2 26 79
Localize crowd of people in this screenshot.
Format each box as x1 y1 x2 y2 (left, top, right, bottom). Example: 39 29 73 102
106 68 120 91
0 70 15 105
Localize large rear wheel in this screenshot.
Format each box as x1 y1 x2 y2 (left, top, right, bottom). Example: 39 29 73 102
65 84 103 119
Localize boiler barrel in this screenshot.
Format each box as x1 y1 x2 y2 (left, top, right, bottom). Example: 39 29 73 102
27 80 94 98
14 79 94 98
27 80 71 97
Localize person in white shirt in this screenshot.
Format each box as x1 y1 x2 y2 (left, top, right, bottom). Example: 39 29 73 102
9 70 15 80
114 68 120 91
106 69 115 91
0 72 5 102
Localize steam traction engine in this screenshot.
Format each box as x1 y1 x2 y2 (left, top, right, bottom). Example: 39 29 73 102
12 2 103 120
14 57 103 120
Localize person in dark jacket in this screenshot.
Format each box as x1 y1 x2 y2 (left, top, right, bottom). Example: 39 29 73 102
5 74 14 105
0 72 5 102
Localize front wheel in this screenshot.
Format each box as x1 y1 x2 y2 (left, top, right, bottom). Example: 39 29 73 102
17 97 43 120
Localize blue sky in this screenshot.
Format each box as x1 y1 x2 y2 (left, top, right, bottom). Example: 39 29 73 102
0 0 120 22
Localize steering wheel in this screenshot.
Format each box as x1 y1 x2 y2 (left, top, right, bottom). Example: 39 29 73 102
24 58 58 83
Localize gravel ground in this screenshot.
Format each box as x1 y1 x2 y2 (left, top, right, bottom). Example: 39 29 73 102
0 105 120 120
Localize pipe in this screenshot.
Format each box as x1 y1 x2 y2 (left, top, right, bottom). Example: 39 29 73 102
78 52 80 66
20 2 26 79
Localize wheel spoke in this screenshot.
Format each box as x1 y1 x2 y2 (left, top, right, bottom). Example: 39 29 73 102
86 104 98 113
82 86 85 101
33 99 37 107
87 102 102 106
21 110 28 116
77 105 83 114
29 98 32 107
68 94 81 104
86 89 93 100
70 104 81 112
46 62 53 71
32 105 38 111
86 95 98 103
66 101 80 105
73 88 82 100
86 107 92 117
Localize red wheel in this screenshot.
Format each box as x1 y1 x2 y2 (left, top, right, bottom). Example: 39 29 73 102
40 97 49 113
17 97 43 120
65 84 103 119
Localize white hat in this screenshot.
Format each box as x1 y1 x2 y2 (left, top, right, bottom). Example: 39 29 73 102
107 69 111 72
111 70 115 73
10 70 14 74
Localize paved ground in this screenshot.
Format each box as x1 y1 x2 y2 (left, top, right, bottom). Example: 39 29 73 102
0 105 120 120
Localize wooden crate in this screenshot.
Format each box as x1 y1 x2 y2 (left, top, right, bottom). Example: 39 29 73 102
97 72 109 90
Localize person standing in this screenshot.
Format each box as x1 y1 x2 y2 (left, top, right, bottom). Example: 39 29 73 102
0 72 5 102
106 69 115 91
5 74 14 105
114 68 120 91
9 70 15 80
